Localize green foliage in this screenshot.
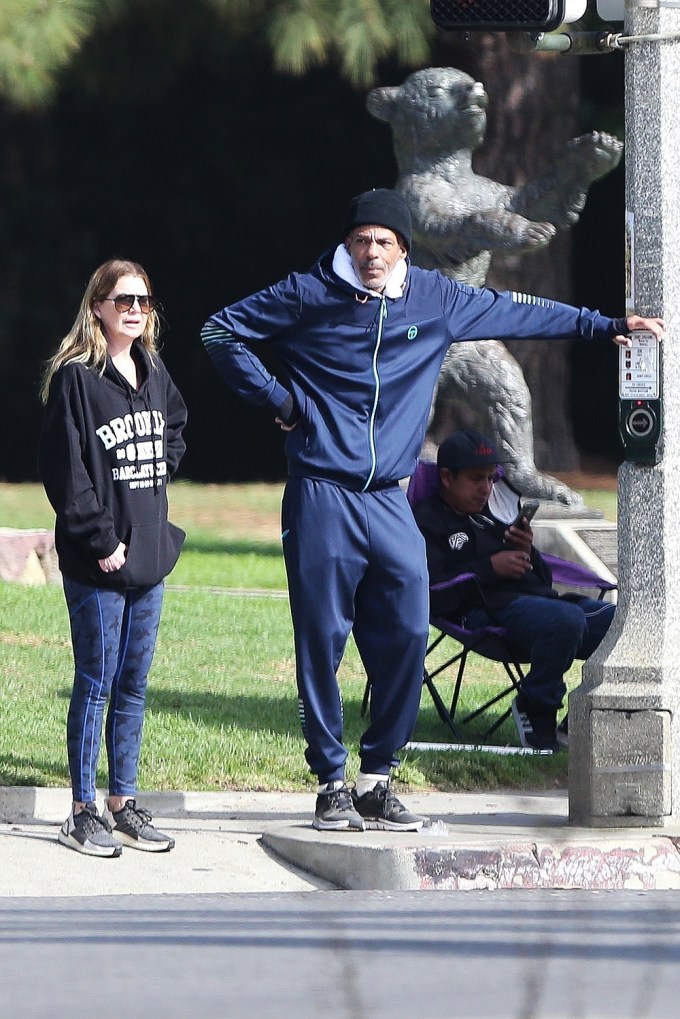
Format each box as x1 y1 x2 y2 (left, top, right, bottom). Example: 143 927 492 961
0 0 96 108
267 5 329 76
335 0 432 86
203 0 434 87
0 0 434 106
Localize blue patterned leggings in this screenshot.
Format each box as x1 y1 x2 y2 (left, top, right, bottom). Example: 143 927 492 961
62 576 164 803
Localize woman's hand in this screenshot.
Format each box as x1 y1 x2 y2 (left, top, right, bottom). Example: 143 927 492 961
98 542 127 572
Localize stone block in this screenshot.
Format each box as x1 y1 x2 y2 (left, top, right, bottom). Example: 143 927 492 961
591 709 671 818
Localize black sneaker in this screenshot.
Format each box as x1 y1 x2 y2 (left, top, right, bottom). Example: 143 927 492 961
512 695 560 753
102 799 175 852
352 782 427 831
58 802 122 857
313 781 365 831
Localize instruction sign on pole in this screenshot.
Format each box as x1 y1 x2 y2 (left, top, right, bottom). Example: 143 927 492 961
619 330 659 400
619 330 662 464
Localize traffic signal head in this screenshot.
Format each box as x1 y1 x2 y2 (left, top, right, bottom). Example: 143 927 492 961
430 0 567 31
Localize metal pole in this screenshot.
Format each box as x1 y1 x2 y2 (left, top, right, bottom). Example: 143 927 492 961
569 1 680 825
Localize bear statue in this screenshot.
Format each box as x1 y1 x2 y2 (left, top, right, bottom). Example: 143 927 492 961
367 66 623 505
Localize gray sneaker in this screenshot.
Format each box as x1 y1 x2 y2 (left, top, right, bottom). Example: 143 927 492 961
313 781 365 831
103 799 175 852
351 782 427 831
58 803 122 857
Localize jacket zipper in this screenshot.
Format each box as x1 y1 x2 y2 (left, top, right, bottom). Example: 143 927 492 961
362 295 387 492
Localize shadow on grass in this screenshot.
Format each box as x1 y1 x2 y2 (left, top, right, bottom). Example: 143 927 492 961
0 754 70 787
35 687 565 792
144 687 305 733
141 687 526 754
411 700 517 746
49 684 520 748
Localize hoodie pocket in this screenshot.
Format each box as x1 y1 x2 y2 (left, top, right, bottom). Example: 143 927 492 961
117 521 185 588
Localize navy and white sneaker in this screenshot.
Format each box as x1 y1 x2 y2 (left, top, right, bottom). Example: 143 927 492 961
103 799 175 852
58 802 122 857
511 695 535 747
512 695 560 753
352 782 427 831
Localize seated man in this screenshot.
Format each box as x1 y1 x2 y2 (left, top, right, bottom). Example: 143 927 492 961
413 430 615 752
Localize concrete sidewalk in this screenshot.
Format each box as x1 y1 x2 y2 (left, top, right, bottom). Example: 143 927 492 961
3 786 680 895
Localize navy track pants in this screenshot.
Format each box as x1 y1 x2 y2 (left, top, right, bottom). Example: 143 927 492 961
282 478 430 784
467 594 616 709
62 576 164 803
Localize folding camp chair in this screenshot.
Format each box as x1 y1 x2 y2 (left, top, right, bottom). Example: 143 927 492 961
361 459 617 746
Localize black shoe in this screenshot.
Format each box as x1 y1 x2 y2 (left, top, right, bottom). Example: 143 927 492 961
512 696 560 753
313 781 365 831
103 799 175 852
58 802 122 857
351 782 427 831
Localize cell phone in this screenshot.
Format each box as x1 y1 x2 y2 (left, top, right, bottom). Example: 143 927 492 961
511 500 540 528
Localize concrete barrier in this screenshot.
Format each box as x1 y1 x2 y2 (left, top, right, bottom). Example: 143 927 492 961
0 528 59 585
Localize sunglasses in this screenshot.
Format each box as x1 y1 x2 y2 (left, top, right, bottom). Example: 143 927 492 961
103 294 160 314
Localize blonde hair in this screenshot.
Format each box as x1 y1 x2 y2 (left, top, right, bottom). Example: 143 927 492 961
40 259 161 404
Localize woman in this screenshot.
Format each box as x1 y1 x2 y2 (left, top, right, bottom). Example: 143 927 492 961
39 259 187 857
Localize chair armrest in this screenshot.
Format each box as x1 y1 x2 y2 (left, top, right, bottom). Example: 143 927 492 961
430 571 478 591
542 553 617 594
429 571 499 623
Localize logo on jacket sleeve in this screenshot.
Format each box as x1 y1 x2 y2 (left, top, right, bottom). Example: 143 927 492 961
448 532 469 551
407 326 418 340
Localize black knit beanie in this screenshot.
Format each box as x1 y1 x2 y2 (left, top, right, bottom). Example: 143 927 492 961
343 189 412 250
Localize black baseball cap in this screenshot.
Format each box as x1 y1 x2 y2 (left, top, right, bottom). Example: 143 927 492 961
437 430 508 470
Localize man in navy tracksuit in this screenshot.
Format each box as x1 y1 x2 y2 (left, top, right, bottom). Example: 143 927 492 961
201 188 663 832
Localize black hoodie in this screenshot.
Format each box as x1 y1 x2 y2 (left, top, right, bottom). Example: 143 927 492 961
39 341 187 589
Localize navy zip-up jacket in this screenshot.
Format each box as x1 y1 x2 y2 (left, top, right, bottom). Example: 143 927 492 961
202 250 626 492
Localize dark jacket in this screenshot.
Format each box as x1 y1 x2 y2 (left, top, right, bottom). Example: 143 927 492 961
413 491 556 620
202 250 626 493
38 342 187 588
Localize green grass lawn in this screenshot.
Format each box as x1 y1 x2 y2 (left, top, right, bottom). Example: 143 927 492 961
0 477 616 793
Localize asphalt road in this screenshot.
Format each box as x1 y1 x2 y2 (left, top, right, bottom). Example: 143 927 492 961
2 888 680 1018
